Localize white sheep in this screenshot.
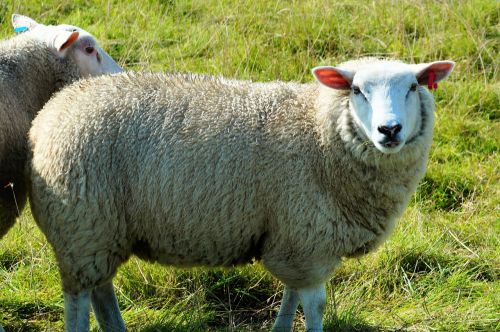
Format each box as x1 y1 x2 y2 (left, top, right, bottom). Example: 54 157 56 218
0 14 122 239
28 58 454 331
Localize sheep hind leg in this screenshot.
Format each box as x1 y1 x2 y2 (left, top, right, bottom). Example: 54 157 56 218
271 286 300 332
64 289 91 332
298 283 326 332
91 281 125 331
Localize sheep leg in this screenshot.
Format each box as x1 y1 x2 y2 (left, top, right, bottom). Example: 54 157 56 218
298 283 326 332
91 281 125 331
272 286 300 331
64 290 91 332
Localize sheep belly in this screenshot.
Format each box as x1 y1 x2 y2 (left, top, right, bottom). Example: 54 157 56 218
130 221 268 267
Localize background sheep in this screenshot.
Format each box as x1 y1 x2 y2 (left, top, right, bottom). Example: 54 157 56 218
0 14 122 238
28 58 454 331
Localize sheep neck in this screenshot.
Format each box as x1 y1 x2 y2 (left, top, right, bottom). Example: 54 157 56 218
312 87 434 256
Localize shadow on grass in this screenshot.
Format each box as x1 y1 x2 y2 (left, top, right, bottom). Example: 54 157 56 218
139 322 212 332
138 320 380 332
325 319 380 332
0 299 62 331
0 299 61 319
0 250 27 272
135 309 380 332
136 309 272 332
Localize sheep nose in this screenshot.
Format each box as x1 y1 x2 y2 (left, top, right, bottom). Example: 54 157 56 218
378 124 402 138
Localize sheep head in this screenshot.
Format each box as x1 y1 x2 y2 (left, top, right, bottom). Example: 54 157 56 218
11 14 122 76
313 60 454 154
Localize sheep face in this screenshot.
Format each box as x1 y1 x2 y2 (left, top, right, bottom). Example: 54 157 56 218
56 24 123 76
11 14 122 76
312 60 454 154
349 68 421 154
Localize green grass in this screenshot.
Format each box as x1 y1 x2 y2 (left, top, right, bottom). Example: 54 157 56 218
0 0 498 330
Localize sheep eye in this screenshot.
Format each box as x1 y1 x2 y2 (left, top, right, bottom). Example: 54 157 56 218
410 83 418 92
352 86 361 95
85 46 94 54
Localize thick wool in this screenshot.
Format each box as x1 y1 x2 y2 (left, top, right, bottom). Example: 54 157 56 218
0 33 80 237
29 61 434 294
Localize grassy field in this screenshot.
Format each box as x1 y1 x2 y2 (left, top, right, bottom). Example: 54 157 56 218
0 0 498 331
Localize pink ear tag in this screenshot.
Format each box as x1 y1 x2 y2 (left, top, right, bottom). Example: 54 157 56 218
428 70 438 90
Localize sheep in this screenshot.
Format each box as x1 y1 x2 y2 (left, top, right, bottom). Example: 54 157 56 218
28 58 454 331
0 14 122 238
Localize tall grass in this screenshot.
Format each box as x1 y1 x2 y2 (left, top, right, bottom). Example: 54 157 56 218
0 0 498 330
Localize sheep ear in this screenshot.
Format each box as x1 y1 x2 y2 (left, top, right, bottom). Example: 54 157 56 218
53 30 80 52
312 66 354 90
11 14 38 33
413 61 455 88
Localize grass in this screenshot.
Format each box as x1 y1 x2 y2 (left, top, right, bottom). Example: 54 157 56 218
0 0 498 330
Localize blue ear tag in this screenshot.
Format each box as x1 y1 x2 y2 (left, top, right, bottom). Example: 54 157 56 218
14 26 29 33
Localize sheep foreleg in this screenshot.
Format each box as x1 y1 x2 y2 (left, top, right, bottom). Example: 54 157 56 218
272 286 300 331
64 289 90 332
298 284 326 332
91 281 125 331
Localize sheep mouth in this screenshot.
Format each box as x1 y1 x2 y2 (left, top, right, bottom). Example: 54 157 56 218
375 139 405 154
382 141 401 148
379 139 402 149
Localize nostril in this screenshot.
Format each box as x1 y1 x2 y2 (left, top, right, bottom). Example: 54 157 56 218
378 125 391 136
378 124 402 137
393 124 402 135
